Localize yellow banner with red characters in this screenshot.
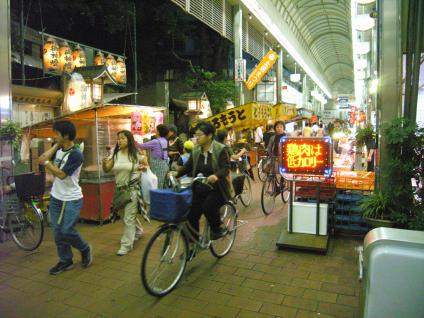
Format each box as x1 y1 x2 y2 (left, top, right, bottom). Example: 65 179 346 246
245 50 278 90
197 103 272 131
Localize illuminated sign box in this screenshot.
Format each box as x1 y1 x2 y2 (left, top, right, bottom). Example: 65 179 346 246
279 137 332 176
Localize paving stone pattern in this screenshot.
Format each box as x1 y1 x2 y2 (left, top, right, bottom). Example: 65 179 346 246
0 180 362 317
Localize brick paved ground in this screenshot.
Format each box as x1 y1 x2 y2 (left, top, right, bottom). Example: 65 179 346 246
0 180 362 318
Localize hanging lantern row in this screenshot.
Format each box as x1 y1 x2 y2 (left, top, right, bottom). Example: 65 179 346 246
43 38 126 83
95 51 127 84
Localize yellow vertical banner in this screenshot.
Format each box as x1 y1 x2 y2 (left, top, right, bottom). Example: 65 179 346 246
244 50 278 90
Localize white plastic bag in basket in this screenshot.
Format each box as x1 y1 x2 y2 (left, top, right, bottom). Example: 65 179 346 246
141 167 158 204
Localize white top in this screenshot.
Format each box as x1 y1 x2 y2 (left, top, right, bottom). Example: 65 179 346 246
254 127 263 143
50 146 83 201
111 151 143 186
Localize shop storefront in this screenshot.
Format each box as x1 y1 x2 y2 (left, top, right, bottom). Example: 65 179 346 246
24 104 165 223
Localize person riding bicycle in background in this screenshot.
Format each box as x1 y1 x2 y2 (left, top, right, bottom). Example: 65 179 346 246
216 129 247 161
267 120 286 157
171 121 235 241
263 124 275 150
266 121 287 174
216 129 255 180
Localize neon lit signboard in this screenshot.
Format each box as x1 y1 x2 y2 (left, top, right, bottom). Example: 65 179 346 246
279 137 332 176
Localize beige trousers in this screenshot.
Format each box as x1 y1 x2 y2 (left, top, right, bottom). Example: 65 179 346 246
120 189 142 251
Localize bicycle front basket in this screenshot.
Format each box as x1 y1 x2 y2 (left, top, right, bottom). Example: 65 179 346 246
14 171 45 200
150 188 192 222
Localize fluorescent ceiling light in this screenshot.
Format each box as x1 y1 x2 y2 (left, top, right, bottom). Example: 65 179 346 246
354 14 375 31
290 73 301 82
355 59 367 69
356 70 366 80
240 0 332 98
356 41 370 55
355 0 376 4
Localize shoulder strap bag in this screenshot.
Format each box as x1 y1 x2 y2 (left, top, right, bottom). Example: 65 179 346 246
111 160 135 211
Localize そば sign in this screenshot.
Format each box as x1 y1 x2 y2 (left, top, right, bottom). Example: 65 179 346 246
280 137 332 176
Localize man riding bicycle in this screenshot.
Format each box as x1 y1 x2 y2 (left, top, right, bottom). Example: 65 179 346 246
171 121 234 241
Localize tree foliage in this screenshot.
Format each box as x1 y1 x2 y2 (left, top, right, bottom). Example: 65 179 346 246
185 67 237 115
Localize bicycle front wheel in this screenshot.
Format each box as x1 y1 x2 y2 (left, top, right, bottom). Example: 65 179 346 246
240 174 252 207
261 176 276 215
8 202 44 251
210 202 237 258
141 225 188 297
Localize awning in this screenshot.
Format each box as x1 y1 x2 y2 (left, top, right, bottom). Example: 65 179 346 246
12 85 63 106
103 92 136 103
23 103 165 138
272 103 298 122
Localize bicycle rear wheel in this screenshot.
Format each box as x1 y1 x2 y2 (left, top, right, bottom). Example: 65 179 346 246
261 176 276 215
281 183 290 203
257 158 268 182
141 225 188 297
8 202 44 251
210 202 237 258
239 174 252 207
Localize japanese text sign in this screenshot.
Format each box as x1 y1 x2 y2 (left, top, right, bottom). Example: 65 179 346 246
201 103 272 130
245 50 278 90
280 137 332 176
234 58 246 82
350 106 356 125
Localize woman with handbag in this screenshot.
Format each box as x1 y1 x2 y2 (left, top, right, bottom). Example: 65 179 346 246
102 130 148 256
137 124 169 189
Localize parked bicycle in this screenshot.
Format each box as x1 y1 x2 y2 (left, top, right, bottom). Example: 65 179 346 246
0 172 45 250
261 157 290 215
141 175 239 297
231 155 252 207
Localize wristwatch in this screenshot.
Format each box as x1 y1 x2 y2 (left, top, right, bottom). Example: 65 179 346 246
43 160 49 166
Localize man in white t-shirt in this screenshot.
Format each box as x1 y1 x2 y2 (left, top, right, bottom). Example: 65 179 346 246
39 121 92 275
254 126 263 145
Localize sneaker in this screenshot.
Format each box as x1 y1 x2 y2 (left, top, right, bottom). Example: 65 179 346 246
81 245 92 268
210 227 227 240
134 229 143 241
116 247 132 256
49 261 74 275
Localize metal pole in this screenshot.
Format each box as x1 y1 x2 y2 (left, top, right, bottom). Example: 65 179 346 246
276 47 283 104
20 0 25 85
316 182 320 236
410 0 424 122
289 180 293 233
133 2 138 104
95 109 103 224
234 5 244 106
403 0 416 119
376 0 402 189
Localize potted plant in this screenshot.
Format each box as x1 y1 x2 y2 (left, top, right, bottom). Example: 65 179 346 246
381 118 424 229
355 123 375 148
0 119 22 149
359 189 396 228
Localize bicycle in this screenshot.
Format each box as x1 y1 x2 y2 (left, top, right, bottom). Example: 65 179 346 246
141 175 239 297
231 155 252 207
0 172 45 251
257 154 270 182
261 157 290 215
